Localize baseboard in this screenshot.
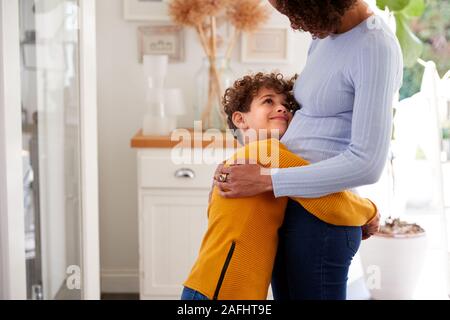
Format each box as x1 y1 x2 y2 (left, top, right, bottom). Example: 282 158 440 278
100 269 139 294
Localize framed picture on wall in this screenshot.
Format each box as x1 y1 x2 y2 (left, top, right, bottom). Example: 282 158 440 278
241 27 292 64
138 25 185 63
124 0 170 21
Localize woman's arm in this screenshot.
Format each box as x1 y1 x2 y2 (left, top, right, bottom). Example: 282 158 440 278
215 139 377 225
214 34 403 199
212 139 381 237
271 35 403 198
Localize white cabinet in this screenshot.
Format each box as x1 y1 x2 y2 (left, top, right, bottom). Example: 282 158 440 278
139 190 208 299
136 147 234 300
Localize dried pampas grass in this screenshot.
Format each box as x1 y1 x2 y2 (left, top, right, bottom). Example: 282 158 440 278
169 0 269 60
169 0 205 27
201 0 231 16
168 0 270 129
225 0 270 61
227 0 270 33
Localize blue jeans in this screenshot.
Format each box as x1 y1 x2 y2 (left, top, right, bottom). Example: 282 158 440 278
272 199 362 300
181 287 210 300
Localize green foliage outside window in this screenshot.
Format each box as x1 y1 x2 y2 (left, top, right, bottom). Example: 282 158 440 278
377 0 450 100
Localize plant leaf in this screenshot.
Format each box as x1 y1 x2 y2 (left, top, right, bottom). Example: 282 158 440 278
395 12 423 67
403 0 425 17
376 0 411 12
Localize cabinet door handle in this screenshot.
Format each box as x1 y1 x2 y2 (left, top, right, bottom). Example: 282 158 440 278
174 168 195 179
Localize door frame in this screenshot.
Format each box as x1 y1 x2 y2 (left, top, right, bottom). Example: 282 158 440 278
0 0 100 300
79 0 100 300
0 0 27 300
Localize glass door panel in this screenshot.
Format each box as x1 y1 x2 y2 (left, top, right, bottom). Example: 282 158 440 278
19 0 82 300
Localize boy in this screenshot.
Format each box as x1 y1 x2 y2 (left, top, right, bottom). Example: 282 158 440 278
182 72 378 300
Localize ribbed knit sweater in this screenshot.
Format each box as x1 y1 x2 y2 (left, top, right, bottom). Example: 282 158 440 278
272 16 403 198
184 139 377 300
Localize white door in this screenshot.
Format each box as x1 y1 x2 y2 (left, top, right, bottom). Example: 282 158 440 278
0 0 99 300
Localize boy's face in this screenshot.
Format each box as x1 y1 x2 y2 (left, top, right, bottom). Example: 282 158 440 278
233 87 294 142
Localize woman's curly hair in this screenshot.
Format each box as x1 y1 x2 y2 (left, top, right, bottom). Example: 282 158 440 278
275 0 358 38
223 72 300 131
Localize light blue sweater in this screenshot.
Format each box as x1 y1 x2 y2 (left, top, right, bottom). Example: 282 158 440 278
272 16 403 198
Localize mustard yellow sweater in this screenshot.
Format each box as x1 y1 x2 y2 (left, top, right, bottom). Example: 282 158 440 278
184 139 377 300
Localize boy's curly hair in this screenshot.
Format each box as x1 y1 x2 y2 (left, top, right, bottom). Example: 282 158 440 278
223 72 300 131
274 0 358 38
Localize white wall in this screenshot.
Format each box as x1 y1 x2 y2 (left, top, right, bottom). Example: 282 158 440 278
96 0 311 293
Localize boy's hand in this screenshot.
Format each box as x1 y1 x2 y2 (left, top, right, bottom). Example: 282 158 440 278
362 211 381 240
213 163 273 198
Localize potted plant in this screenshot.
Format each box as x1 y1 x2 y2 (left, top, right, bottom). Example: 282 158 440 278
360 216 427 299
375 0 426 67
357 0 435 300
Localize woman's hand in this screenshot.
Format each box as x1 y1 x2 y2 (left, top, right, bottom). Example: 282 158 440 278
361 211 381 240
213 163 273 198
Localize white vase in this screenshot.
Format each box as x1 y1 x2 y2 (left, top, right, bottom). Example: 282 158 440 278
360 233 427 300
143 55 168 89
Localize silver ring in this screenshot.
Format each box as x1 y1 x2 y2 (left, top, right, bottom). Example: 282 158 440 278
219 173 228 183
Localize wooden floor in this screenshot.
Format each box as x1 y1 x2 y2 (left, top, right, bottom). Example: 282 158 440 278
101 293 139 300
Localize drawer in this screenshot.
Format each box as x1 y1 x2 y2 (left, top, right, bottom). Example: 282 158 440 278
138 149 235 189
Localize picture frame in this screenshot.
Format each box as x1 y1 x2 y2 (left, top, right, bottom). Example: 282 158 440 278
138 25 185 63
241 27 292 64
123 0 170 21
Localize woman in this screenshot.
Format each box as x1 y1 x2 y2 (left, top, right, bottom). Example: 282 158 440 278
213 0 403 300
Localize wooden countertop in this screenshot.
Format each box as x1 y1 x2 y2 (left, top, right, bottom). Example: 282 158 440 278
131 129 240 149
